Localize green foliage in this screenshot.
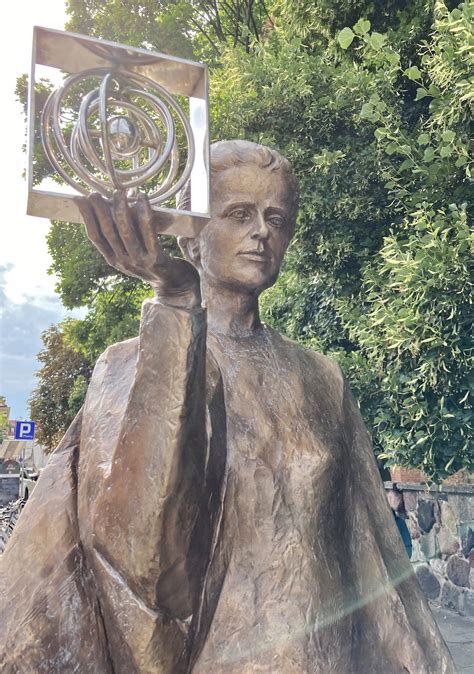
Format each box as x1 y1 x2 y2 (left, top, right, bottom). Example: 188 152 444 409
29 324 92 450
211 0 473 478
15 74 55 184
64 279 152 361
337 26 355 49
336 0 473 476
23 0 472 477
47 220 116 308
66 0 195 57
345 204 472 475
67 375 89 421
0 396 8 444
65 1 270 61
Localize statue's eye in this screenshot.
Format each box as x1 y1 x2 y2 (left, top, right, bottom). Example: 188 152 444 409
268 215 285 228
228 208 249 222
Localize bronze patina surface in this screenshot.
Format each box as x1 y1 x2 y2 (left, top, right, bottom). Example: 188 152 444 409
0 141 455 673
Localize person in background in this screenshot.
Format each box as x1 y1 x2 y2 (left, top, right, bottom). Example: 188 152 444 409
387 483 413 559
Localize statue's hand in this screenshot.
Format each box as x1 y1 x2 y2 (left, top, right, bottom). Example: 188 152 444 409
76 192 201 310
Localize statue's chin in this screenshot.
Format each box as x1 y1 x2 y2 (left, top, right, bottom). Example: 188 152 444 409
201 267 280 296
199 264 280 295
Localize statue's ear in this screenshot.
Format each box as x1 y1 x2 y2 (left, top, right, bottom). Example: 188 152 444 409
178 236 201 267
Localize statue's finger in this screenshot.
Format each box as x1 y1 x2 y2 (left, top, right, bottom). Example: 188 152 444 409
75 196 115 263
90 193 127 257
136 193 167 262
112 191 142 259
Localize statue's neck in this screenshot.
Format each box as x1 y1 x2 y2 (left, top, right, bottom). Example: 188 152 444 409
202 280 262 338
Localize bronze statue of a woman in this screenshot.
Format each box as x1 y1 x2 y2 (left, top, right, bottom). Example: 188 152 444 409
0 141 454 673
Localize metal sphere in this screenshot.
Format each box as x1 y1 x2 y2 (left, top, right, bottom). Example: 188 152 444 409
107 116 139 156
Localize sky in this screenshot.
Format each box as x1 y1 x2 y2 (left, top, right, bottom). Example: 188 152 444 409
0 0 72 420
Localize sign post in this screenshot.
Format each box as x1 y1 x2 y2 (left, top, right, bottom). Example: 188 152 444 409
15 421 36 441
15 421 36 499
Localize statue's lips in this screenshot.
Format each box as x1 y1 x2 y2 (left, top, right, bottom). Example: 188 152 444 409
237 250 269 262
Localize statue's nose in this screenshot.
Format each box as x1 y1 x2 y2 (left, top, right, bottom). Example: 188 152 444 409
250 213 270 240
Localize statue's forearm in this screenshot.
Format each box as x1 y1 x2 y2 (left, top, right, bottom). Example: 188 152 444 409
83 299 208 617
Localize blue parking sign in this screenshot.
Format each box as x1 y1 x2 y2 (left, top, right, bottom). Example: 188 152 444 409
15 421 35 440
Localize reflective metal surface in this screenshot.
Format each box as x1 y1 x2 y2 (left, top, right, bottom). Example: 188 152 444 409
41 68 195 203
27 27 210 237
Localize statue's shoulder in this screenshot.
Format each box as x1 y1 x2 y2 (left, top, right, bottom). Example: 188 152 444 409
81 336 140 435
96 335 140 368
88 336 140 395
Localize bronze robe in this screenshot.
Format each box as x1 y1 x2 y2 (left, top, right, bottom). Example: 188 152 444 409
0 300 454 673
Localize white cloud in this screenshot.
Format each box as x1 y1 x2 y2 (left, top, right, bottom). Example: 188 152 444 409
0 264 75 419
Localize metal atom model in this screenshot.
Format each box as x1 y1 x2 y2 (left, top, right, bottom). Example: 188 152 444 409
27 27 210 237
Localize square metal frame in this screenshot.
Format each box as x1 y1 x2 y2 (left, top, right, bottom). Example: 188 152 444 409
27 26 210 237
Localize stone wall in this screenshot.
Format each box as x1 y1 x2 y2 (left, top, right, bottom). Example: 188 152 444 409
384 482 474 616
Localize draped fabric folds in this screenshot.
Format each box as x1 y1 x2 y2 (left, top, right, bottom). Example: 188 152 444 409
0 300 454 673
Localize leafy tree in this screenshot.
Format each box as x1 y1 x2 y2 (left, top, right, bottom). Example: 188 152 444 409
334 1 473 476
208 0 473 477
65 0 195 58
22 0 472 477
15 75 55 185
0 396 9 444
29 324 92 450
63 279 151 360
65 0 271 60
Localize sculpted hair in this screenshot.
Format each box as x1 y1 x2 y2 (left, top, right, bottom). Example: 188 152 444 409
177 139 299 222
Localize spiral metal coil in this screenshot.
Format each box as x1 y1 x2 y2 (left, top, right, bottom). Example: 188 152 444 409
41 67 195 205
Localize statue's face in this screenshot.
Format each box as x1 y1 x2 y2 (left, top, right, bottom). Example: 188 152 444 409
196 164 295 294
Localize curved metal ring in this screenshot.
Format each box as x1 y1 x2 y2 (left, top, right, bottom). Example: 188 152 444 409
41 67 195 204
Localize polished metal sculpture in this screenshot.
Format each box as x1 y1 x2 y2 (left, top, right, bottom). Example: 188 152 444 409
41 69 195 202
27 27 210 236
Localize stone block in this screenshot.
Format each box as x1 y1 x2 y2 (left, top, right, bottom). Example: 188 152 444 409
429 558 446 578
407 513 420 539
420 529 438 560
411 540 425 563
464 589 474 617
415 564 441 600
403 491 418 513
461 527 474 556
440 580 461 612
417 499 436 533
448 494 471 525
440 501 457 535
438 527 459 557
447 555 470 587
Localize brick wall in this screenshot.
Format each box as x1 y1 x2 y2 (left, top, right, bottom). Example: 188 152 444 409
390 467 473 486
390 466 427 483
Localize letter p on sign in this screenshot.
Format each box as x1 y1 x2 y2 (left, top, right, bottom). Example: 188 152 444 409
15 421 35 440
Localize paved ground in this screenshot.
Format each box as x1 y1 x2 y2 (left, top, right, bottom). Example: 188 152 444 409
432 605 474 673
